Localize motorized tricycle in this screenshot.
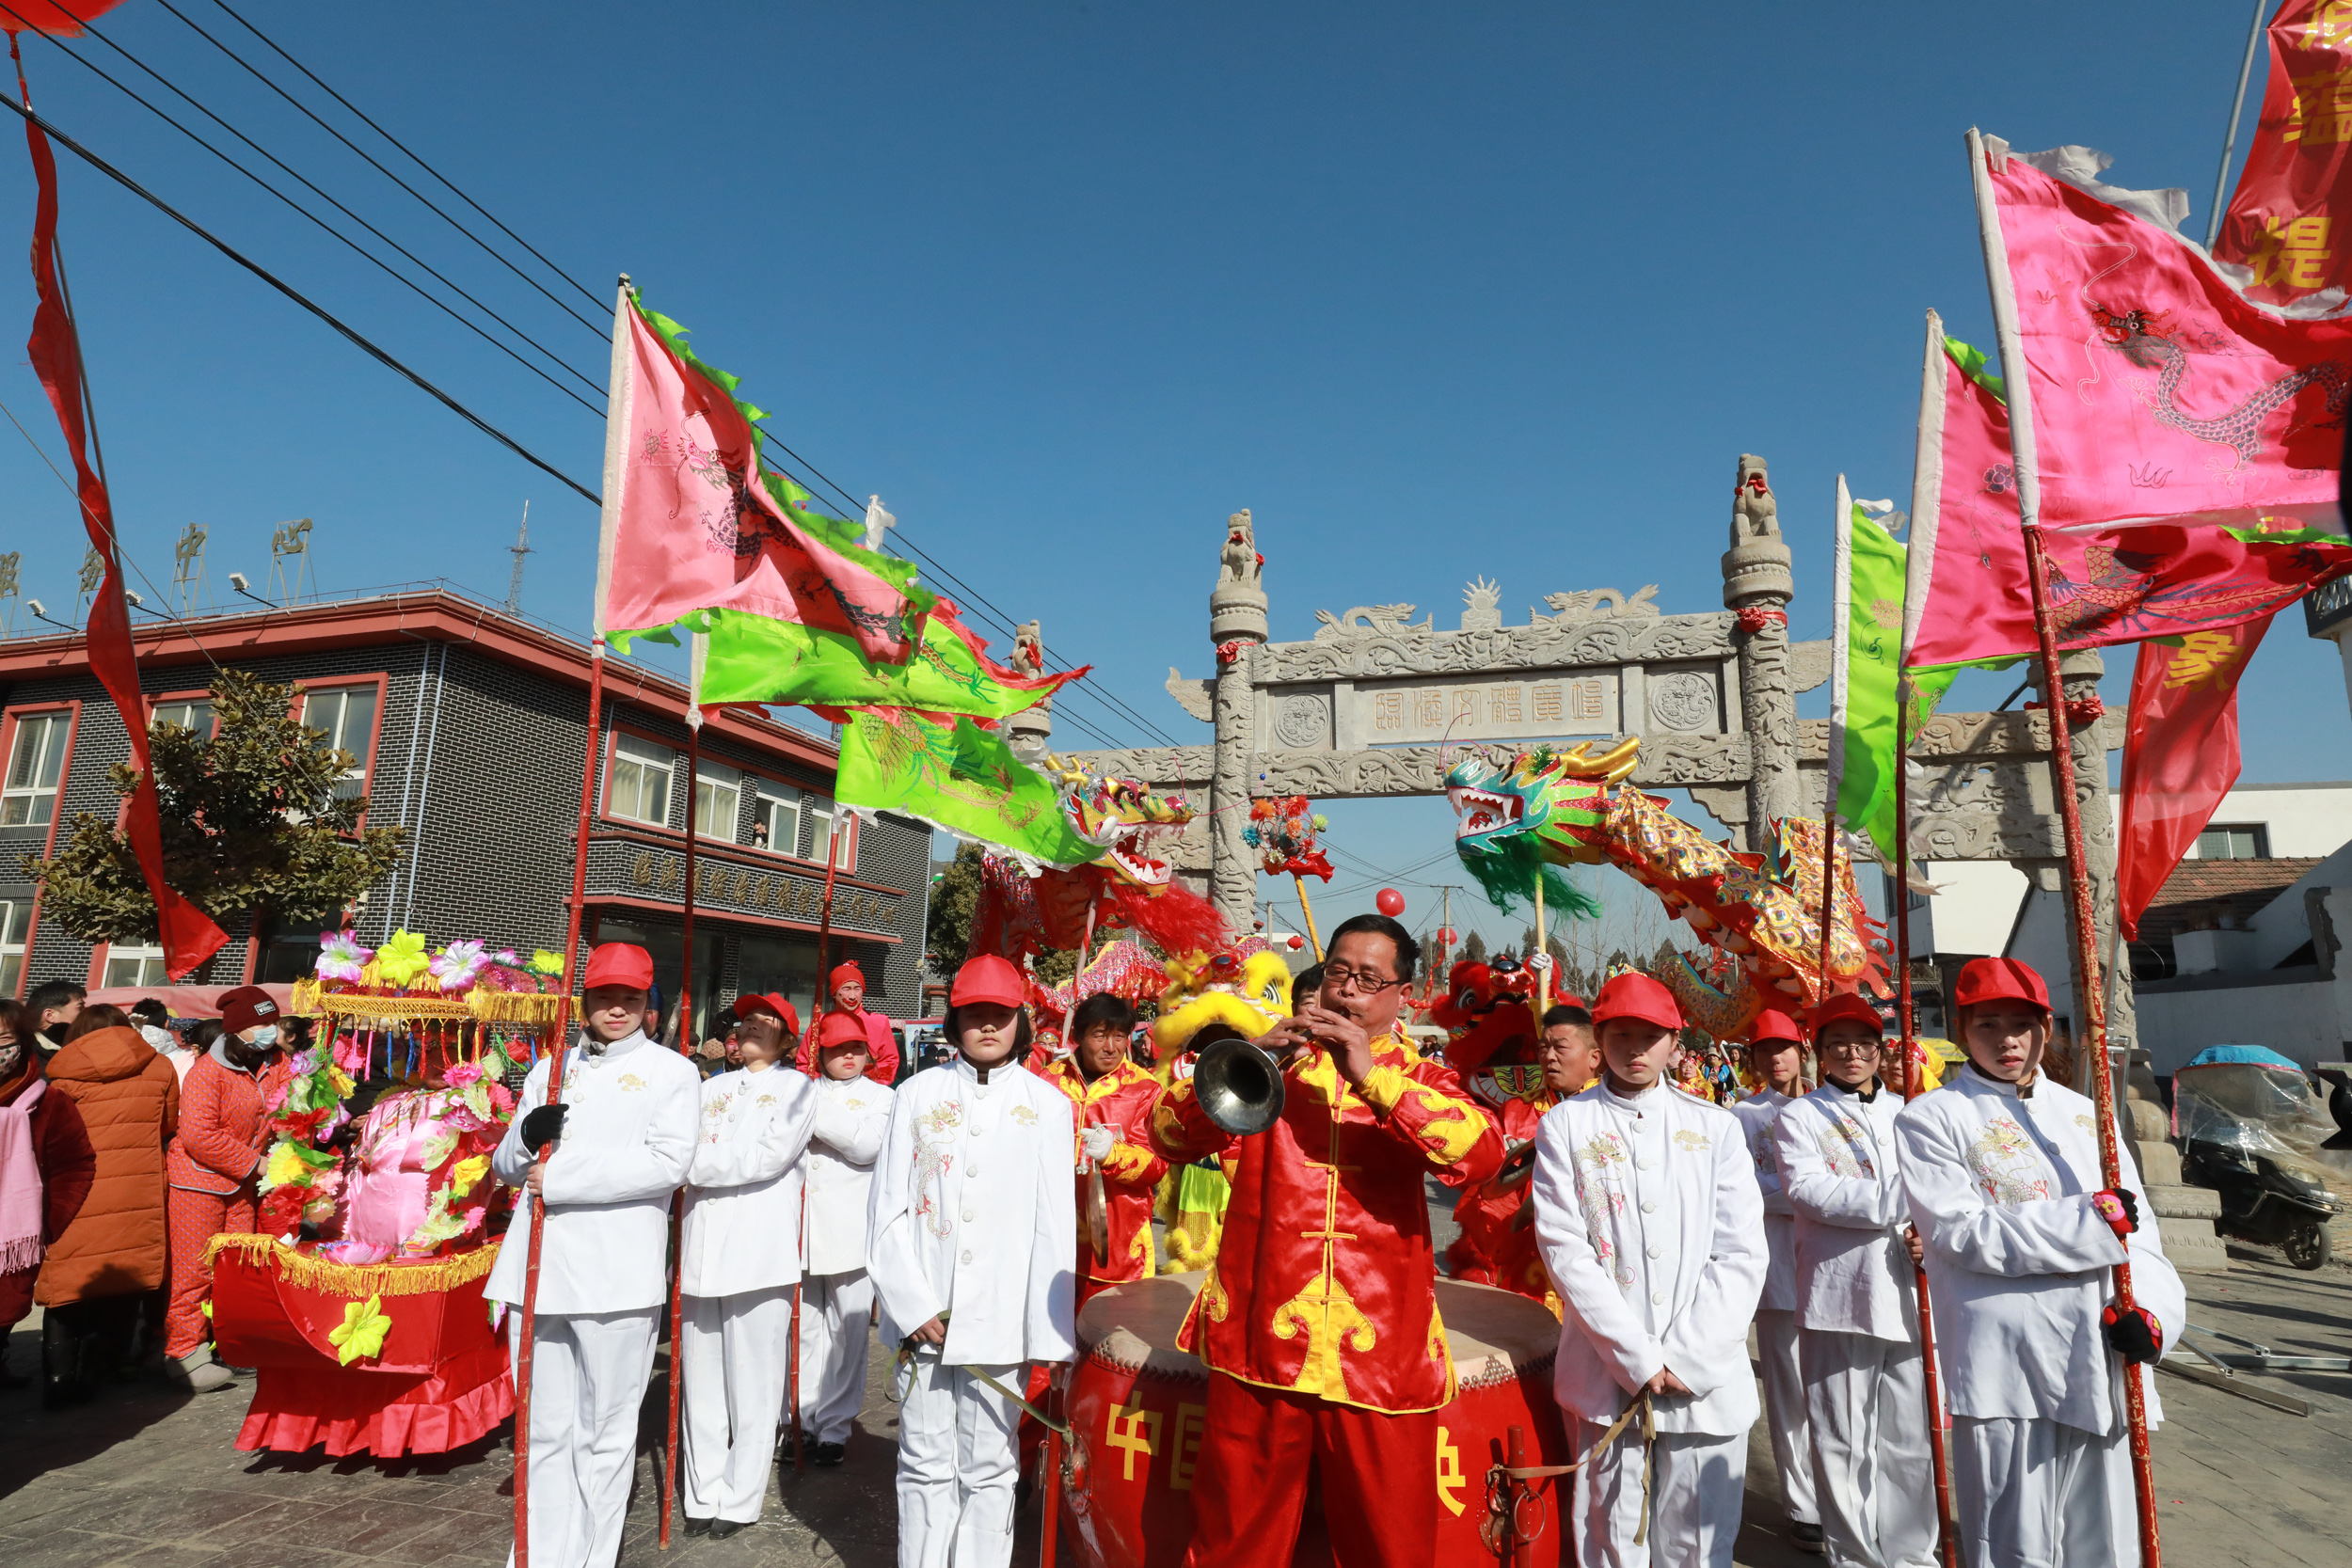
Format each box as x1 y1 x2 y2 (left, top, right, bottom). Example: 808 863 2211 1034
2174 1045 2348 1271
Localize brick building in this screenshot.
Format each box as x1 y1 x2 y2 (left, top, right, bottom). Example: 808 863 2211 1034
0 584 930 1031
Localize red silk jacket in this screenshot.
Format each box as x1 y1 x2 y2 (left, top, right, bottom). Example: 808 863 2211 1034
1150 1029 1502 1413
1044 1055 1170 1293
1445 1089 1556 1307
167 1051 293 1197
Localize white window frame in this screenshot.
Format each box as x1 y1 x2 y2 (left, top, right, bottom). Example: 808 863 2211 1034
808 796 858 873
752 786 799 856
608 733 675 827
692 760 743 840
302 686 379 802
151 699 217 737
2190 823 2269 861
102 942 168 989
0 899 27 997
1 711 70 828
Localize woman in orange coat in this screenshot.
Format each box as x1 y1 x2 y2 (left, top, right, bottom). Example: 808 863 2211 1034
35 1003 178 1405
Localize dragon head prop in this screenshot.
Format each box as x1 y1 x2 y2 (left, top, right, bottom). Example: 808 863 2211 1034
1151 944 1295 1065
1430 958 1544 1081
1444 739 1633 918
1043 754 1194 887
1242 794 1333 881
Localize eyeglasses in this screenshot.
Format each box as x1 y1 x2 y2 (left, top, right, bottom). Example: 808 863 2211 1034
1322 964 1405 995
1820 1039 1883 1056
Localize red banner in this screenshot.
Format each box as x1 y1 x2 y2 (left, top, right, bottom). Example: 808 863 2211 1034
20 83 226 978
2115 616 2272 941
2217 3 2352 305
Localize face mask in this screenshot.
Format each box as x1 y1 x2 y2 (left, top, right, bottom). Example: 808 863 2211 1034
0 1043 23 1079
248 1024 279 1049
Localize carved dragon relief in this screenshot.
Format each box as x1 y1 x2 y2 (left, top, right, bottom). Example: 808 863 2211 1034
1264 611 1734 683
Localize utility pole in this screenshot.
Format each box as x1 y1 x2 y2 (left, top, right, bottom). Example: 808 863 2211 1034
505 500 532 615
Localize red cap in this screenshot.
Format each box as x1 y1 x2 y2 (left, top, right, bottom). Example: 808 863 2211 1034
582 942 655 992
830 961 866 991
1809 992 1886 1038
731 991 802 1037
218 986 279 1036
1745 1008 1804 1047
1590 974 1683 1032
950 954 1026 1009
815 1012 870 1051
1954 957 2050 1011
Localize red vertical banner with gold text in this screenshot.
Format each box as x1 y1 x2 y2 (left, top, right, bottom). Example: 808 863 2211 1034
2217 2 2352 305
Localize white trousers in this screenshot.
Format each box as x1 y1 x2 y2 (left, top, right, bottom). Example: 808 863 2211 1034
1570 1418 1748 1568
681 1287 789 1524
1755 1309 1818 1526
505 1307 660 1568
898 1356 1021 1568
797 1268 873 1445
1800 1329 1937 1568
1953 1415 2140 1568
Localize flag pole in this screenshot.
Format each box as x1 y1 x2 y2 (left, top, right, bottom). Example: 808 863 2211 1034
521 270 631 1568
2205 0 2271 249
660 650 706 1548
1899 307 1962 1568
1819 475 1853 1005
563 276 635 992
1969 127 2160 1567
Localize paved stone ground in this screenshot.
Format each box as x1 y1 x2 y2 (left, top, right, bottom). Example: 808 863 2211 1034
3 1241 2344 1567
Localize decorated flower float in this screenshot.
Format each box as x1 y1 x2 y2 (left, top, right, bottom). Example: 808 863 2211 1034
205 931 577 1458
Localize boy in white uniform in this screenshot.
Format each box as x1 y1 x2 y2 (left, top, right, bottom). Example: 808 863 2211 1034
868 954 1076 1568
1772 995 1934 1568
1893 958 2182 1567
487 943 700 1568
1533 973 1767 1568
797 1009 895 1466
678 992 819 1536
1728 1009 1821 1555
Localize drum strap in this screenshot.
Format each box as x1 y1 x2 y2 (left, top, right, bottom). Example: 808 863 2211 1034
1484 1388 1657 1549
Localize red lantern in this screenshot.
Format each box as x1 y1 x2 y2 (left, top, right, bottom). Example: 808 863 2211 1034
1437 927 1458 947
1375 888 1406 917
1287 934 1305 951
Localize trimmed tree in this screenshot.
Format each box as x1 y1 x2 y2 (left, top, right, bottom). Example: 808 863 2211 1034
24 669 407 957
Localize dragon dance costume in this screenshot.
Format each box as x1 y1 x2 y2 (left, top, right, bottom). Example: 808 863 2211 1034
1149 1024 1502 1568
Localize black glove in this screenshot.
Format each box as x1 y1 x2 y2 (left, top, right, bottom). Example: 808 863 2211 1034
2091 1186 2139 1237
519 1104 566 1153
2102 1303 2161 1365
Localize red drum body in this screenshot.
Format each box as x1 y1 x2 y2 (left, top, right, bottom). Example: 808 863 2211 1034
1061 1274 1570 1568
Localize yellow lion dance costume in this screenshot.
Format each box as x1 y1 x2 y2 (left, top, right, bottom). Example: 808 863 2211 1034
1150 948 1295 1272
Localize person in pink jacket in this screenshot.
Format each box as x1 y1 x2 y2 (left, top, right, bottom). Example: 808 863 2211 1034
791 962 898 1085
163 987 289 1392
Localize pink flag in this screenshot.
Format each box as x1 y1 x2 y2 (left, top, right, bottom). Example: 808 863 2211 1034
602 304 916 661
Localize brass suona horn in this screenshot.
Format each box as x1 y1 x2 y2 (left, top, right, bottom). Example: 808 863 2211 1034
1193 1032 1284 1137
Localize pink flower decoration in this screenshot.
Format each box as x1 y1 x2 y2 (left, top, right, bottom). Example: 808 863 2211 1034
443 1061 485 1087
317 929 373 984
429 939 489 990
487 1082 516 1114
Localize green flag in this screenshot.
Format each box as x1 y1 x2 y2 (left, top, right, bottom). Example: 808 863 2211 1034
1830 483 1957 865
835 708 1100 866
675 604 1077 720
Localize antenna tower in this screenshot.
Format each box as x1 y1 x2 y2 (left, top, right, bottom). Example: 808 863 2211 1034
269 518 314 602
505 500 532 614
172 522 208 614
0 550 18 635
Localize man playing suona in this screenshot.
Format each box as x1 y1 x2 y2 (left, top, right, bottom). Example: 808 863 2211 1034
867 955 1075 1568
677 993 818 1536
1149 914 1502 1568
1532 973 1766 1568
1772 995 1934 1568
797 1010 896 1466
1728 1008 1821 1555
1894 958 2183 1568
486 942 699 1568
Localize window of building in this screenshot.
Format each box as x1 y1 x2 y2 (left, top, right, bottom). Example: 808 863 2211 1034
1 711 70 828
608 733 675 826
752 787 799 856
693 761 743 840
2191 824 2268 860
302 686 379 802
102 942 168 988
0 899 27 996
151 699 217 737
807 796 857 872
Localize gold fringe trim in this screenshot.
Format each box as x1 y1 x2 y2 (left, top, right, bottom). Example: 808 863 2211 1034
292 976 579 1028
203 1233 501 1298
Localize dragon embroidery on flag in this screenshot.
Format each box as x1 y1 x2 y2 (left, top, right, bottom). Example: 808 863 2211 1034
2092 304 2350 470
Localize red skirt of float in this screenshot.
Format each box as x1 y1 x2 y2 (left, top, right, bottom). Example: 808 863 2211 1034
1061 1274 1571 1567
207 1234 512 1459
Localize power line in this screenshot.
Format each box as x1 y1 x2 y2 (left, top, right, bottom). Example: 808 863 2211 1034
5 9 606 414
0 91 597 503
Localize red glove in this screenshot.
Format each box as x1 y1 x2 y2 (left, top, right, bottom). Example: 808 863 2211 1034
2102 1303 2161 1365
2090 1186 2138 1239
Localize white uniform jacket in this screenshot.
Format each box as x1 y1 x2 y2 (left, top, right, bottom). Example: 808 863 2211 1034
1893 1068 2185 1434
806 1073 894 1275
867 1055 1078 1369
486 1032 700 1313
1533 1080 1768 1435
1729 1089 1800 1314
679 1065 820 1298
1772 1081 1918 1342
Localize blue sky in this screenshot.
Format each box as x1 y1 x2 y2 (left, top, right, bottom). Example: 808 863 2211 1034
0 3 2342 955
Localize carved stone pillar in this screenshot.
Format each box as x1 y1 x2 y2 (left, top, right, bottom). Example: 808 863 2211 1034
2039 649 2138 1064
1005 619 1052 758
1209 511 1269 930
1723 454 1797 850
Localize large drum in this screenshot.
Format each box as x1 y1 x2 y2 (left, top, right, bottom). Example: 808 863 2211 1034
1061 1273 1571 1567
